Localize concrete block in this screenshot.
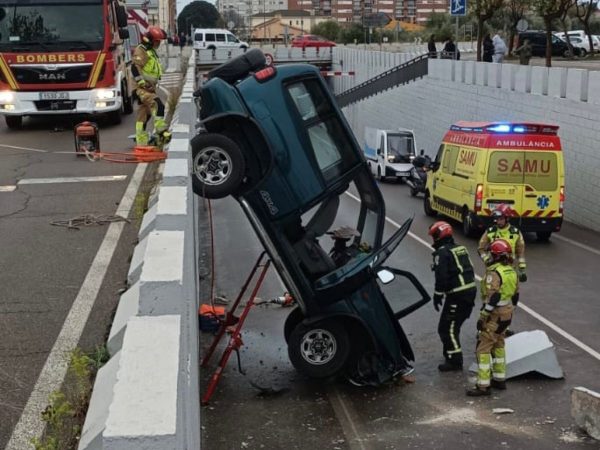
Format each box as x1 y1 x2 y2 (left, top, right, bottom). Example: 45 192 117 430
128 235 148 284
107 283 140 355
161 159 189 187
138 202 157 240
588 71 600 105
549 67 567 98
156 186 188 230
514 65 531 93
566 68 588 102
571 387 600 440
475 62 488 86
78 351 122 450
488 63 502 88
428 58 442 79
103 316 180 449
464 61 475 85
139 231 185 315
167 138 189 155
171 123 189 134
531 66 549 96
501 63 514 90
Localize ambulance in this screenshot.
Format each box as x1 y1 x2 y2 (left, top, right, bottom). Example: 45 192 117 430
424 122 565 241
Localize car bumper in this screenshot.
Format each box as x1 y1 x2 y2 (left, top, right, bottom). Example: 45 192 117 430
385 166 411 178
0 87 122 116
472 214 563 232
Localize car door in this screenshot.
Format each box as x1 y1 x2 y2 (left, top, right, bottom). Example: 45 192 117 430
430 144 460 220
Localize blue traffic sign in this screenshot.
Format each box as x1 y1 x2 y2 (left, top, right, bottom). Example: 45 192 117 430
450 0 467 16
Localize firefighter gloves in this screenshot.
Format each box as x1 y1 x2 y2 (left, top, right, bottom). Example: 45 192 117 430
433 293 444 312
477 310 490 331
518 270 527 283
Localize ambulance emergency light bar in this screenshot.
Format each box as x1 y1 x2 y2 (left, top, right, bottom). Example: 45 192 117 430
450 122 559 135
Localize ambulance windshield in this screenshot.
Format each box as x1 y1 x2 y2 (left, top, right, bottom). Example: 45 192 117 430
0 0 104 51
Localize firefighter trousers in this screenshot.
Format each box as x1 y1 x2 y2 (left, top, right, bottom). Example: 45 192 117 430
438 289 476 366
476 304 513 388
135 86 167 146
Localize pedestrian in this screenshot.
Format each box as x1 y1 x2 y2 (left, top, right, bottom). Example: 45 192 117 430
478 204 527 282
467 239 519 396
428 221 477 372
492 31 507 63
179 32 187 51
428 34 437 58
483 33 494 62
132 26 171 149
514 38 532 65
442 36 459 60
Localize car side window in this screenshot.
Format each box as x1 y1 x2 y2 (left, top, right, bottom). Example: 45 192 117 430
227 34 237 43
194 33 202 41
378 136 385 155
441 145 459 174
205 33 215 42
216 33 226 42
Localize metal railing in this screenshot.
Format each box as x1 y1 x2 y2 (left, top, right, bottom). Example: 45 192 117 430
335 54 429 108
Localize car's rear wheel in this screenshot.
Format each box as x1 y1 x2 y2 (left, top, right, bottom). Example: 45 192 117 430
288 319 350 379
536 231 552 242
5 115 22 130
191 133 245 199
424 192 437 217
462 208 476 237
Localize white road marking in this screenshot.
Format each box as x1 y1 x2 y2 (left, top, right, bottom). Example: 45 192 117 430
0 185 16 192
5 163 148 450
344 191 600 363
0 143 48 153
18 175 127 185
328 388 369 450
553 233 600 257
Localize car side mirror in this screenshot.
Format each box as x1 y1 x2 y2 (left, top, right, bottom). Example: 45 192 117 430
377 269 395 284
419 149 425 156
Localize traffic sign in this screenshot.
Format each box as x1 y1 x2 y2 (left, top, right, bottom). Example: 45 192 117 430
516 19 529 32
450 0 466 16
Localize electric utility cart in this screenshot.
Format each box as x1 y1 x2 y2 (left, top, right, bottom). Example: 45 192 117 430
192 49 430 386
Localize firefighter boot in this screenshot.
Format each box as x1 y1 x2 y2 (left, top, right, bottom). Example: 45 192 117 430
466 387 491 397
135 121 149 146
438 356 463 372
491 379 507 390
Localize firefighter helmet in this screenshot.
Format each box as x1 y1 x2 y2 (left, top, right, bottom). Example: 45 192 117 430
491 204 513 221
428 221 453 242
489 239 512 261
145 26 167 44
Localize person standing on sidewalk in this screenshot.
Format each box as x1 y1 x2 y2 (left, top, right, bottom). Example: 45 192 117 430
492 32 507 63
428 34 437 58
428 221 477 372
483 33 494 62
514 39 532 65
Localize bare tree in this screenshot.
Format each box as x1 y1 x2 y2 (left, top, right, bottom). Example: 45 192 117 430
505 0 528 54
559 1 578 59
533 0 573 66
474 0 505 61
575 0 599 57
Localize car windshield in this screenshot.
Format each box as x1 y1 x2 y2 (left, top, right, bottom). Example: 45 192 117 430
0 0 105 52
387 133 415 158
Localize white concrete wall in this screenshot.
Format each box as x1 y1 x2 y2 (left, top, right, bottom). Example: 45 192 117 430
332 48 600 232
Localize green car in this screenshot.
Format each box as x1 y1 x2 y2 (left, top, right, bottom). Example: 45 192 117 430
191 50 430 384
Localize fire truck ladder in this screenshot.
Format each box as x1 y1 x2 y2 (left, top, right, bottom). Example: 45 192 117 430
335 54 429 108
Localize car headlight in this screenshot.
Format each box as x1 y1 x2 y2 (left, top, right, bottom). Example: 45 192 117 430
0 91 14 103
96 89 116 100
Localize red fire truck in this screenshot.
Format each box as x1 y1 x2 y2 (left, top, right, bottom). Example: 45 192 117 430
0 0 134 129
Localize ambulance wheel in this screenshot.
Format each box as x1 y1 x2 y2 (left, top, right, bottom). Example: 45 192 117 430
191 133 245 199
5 116 22 130
536 231 552 242
462 209 476 237
424 193 437 217
288 319 350 379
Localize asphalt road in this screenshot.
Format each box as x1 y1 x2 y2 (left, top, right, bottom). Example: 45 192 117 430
0 113 150 449
199 182 600 449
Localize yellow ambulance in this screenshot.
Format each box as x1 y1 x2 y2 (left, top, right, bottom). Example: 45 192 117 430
424 122 565 241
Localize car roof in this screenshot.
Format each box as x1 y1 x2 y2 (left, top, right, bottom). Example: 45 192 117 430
194 28 231 33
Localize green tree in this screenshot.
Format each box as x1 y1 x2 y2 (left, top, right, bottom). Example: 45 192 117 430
575 0 599 57
504 0 529 54
177 1 224 35
533 0 573 66
340 23 365 44
473 0 505 61
311 20 342 41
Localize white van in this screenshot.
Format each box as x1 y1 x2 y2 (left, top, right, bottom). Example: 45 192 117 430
364 127 416 182
193 28 249 50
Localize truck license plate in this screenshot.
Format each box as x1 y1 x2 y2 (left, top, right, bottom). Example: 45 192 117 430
39 92 70 100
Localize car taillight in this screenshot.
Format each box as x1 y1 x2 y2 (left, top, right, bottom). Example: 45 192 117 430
559 186 564 214
474 184 483 213
254 66 276 82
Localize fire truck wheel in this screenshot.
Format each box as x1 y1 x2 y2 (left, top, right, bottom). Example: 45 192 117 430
288 319 350 379
5 116 22 130
191 133 245 199
106 109 122 125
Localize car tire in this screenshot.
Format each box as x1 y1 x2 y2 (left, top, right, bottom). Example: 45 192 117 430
424 192 437 217
536 231 552 242
579 48 587 57
5 115 22 130
462 208 476 237
288 319 350 379
563 49 573 58
191 133 245 199
207 48 266 84
284 307 304 343
106 108 122 125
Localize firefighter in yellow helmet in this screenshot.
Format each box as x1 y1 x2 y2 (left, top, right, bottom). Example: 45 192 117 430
467 238 519 397
131 26 171 148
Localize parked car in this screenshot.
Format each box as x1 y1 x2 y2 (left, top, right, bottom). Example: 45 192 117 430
193 28 248 50
291 34 336 49
555 31 600 53
191 49 429 385
518 31 583 57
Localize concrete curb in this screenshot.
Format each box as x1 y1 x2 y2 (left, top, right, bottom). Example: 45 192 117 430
572 387 600 440
79 53 200 450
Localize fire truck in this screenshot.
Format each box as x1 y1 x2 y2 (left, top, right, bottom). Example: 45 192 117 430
0 0 134 129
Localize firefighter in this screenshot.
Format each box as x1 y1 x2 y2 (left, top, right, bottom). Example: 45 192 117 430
429 221 477 372
131 26 171 148
478 204 527 282
467 238 519 397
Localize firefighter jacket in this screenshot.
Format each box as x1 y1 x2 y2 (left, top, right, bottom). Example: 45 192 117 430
478 225 526 269
132 44 163 87
432 238 477 297
483 262 519 311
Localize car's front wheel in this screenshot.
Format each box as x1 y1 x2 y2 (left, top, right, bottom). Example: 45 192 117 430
191 133 245 198
288 319 350 379
424 192 437 217
5 115 22 130
462 208 476 237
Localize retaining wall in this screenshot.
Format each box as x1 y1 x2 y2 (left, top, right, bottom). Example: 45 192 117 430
78 56 201 449
332 48 600 232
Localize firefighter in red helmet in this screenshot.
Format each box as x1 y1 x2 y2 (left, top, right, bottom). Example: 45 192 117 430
428 221 477 372
131 26 171 148
467 238 519 397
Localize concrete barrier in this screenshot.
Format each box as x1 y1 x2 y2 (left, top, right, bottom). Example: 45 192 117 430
79 53 200 450
571 387 600 440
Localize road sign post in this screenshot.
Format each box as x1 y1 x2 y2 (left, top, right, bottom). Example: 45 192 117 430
450 0 466 44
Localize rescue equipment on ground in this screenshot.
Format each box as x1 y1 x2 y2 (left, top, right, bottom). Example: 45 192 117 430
74 121 100 156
